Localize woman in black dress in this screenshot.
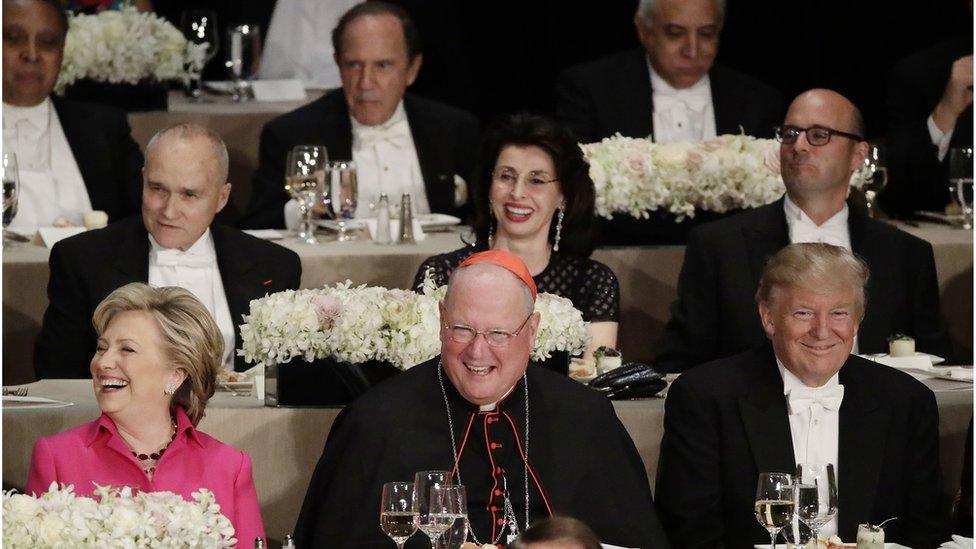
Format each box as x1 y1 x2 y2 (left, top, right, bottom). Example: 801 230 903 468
413 113 618 362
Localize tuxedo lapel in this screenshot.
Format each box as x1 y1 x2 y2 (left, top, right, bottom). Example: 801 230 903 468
404 95 454 213
743 198 790 288
51 96 109 209
620 49 654 139
738 348 796 476
211 225 266 370
314 91 353 161
710 68 738 135
848 212 885 346
110 218 150 283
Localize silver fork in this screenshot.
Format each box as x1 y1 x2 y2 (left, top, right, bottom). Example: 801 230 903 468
3 386 28 397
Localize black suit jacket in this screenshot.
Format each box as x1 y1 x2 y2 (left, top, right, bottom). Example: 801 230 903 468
653 197 949 372
656 346 948 548
554 49 784 143
881 36 973 217
51 96 144 222
34 216 302 377
240 89 480 229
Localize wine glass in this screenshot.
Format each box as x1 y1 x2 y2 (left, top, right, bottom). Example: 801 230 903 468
380 482 418 549
179 10 218 101
430 485 467 549
226 24 262 102
949 147 974 230
285 145 328 244
755 472 794 549
327 161 359 241
862 144 887 219
3 152 20 246
413 471 453 547
795 463 838 541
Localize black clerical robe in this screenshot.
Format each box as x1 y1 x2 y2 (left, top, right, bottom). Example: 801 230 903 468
294 358 669 548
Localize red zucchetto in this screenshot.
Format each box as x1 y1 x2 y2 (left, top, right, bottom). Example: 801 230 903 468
458 249 537 299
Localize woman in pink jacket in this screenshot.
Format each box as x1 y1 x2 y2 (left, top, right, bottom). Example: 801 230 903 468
27 283 266 546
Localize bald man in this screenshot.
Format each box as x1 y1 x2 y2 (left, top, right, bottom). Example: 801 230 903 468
653 89 948 372
35 123 301 379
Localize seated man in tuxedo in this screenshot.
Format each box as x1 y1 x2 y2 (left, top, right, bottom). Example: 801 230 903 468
653 88 948 372
656 243 948 547
294 250 670 548
2 0 143 235
35 123 301 378
240 0 479 230
555 0 782 144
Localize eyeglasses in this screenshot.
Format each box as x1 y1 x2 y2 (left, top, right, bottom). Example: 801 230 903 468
774 125 865 146
443 313 533 347
492 168 558 187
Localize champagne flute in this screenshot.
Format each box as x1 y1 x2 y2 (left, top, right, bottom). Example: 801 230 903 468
430 485 467 549
755 472 794 549
226 24 262 102
862 144 887 219
795 463 838 541
380 482 418 549
285 145 328 244
413 471 453 547
179 10 218 101
949 147 974 230
328 160 359 241
3 152 20 246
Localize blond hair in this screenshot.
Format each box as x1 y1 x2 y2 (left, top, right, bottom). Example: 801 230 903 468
755 243 870 320
93 283 222 425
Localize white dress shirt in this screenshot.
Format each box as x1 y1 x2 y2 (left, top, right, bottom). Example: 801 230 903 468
147 231 235 370
3 99 91 235
783 194 851 250
927 114 955 162
778 359 842 538
647 62 717 143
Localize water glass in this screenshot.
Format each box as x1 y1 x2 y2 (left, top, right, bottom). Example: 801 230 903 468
430 485 467 549
795 463 838 540
226 24 262 101
179 10 218 100
285 145 328 244
327 161 359 241
380 482 418 549
413 471 453 547
3 152 20 245
862 144 887 219
949 147 974 230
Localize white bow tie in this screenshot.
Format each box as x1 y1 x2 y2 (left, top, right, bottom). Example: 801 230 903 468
6 107 47 134
787 384 845 415
153 249 213 269
354 119 411 150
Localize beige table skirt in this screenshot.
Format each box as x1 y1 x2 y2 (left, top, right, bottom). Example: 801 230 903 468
3 379 971 543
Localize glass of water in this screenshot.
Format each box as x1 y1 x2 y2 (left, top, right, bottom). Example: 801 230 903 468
949 147 974 230
226 24 262 101
3 152 20 245
327 161 358 241
430 484 467 549
862 144 887 219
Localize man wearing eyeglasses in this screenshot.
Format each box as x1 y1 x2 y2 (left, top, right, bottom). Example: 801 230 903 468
294 250 670 548
653 88 948 373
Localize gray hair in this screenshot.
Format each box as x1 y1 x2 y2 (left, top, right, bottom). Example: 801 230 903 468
444 262 535 316
755 243 870 320
636 0 726 25
145 123 229 184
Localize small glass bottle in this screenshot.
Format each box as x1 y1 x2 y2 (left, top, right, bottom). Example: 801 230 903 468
398 193 415 245
253 537 265 549
374 193 392 245
282 534 296 548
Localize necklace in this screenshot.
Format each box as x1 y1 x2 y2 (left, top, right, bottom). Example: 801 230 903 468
130 416 178 477
437 362 530 546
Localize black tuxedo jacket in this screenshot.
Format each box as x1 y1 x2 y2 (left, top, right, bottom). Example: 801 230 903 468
51 96 144 222
881 36 973 217
34 216 302 377
554 49 784 143
653 197 949 372
656 346 948 548
240 89 480 229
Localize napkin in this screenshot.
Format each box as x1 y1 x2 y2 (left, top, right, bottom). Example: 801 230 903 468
365 218 426 242
860 353 935 372
35 226 86 248
940 536 974 549
242 229 284 240
251 79 306 101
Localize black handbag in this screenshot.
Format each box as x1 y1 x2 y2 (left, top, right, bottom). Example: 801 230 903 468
589 362 667 399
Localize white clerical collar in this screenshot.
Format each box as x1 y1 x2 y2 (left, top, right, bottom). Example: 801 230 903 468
478 381 519 411
148 229 216 258
350 100 407 132
647 61 710 98
3 97 51 128
777 357 841 392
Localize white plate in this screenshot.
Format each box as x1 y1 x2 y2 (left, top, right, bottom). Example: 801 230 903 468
755 544 901 549
930 366 974 383
216 380 253 394
317 219 367 231
416 213 461 230
862 352 945 365
202 80 235 94
914 210 964 225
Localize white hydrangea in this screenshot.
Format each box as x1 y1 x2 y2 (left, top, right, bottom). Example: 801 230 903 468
56 8 208 93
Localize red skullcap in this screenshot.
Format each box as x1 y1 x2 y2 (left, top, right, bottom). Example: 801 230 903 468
457 250 537 299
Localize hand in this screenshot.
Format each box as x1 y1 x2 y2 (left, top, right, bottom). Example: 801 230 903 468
933 55 974 133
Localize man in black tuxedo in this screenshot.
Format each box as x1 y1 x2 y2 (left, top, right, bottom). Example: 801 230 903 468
2 0 142 234
240 1 479 230
653 89 948 372
881 36 973 217
555 0 782 144
656 243 948 548
35 123 301 378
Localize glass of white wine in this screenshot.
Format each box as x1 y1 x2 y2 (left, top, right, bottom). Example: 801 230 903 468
795 462 838 541
380 482 418 549
755 472 794 549
863 144 887 219
284 145 328 244
949 147 974 230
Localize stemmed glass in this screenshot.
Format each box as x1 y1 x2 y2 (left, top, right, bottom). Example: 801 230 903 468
179 10 218 101
949 147 974 230
226 24 262 102
430 485 468 549
327 161 359 241
795 463 838 541
380 482 418 549
862 144 887 219
285 145 328 244
755 472 794 549
3 152 20 246
413 471 453 548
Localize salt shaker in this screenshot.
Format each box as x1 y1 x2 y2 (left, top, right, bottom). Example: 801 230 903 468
282 534 296 548
398 193 415 244
374 193 392 245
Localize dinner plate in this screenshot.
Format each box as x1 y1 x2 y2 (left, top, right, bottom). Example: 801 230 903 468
416 213 461 230
754 544 901 549
862 351 945 365
216 381 253 394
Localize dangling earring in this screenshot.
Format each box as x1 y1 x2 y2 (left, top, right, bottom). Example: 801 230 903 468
488 201 495 248
552 207 564 252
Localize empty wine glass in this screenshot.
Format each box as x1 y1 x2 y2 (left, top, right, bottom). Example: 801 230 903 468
755 472 794 549
862 144 887 219
795 463 838 541
226 24 262 102
327 160 358 241
949 147 974 230
413 471 453 548
430 485 467 549
179 10 218 101
285 145 328 244
380 482 418 549
3 152 20 246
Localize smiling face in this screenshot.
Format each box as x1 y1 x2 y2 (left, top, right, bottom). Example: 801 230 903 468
141 134 230 251
489 145 565 246
90 310 185 421
759 283 859 387
635 0 721 89
2 0 65 107
335 13 421 126
439 265 539 406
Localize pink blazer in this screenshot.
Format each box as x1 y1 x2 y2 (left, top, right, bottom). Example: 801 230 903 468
26 407 266 546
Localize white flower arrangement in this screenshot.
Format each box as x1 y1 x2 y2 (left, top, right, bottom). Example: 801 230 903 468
238 272 589 370
3 483 236 548
56 8 208 93
582 134 869 220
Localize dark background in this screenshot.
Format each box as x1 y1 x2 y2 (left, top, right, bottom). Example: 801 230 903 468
153 0 973 138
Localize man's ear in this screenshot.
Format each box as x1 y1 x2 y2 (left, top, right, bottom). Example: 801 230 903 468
758 301 775 338
406 54 423 86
